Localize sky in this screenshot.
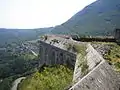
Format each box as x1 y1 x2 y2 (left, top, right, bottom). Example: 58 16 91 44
0 0 96 29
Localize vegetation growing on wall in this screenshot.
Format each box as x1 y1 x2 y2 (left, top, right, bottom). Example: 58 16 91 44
65 43 73 51
78 54 89 76
40 35 48 41
18 65 73 90
72 44 89 76
51 39 59 43
44 35 48 41
65 43 86 55
72 44 86 55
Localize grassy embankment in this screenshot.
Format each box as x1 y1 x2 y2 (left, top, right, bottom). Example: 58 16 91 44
18 65 73 90
91 42 120 72
104 43 120 72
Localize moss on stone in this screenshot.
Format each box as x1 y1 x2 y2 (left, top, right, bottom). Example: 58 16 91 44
80 60 89 76
77 54 89 77
73 44 89 77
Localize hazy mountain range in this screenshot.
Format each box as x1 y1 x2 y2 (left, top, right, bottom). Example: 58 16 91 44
0 28 52 45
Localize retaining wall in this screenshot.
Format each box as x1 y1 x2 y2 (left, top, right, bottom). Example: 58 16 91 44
71 44 120 90
39 40 76 68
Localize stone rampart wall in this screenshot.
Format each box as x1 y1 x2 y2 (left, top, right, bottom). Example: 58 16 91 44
39 40 76 68
71 44 120 90
70 61 120 90
73 44 103 83
39 40 120 90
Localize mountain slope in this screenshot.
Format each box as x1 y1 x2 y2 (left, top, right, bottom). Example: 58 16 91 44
52 0 120 36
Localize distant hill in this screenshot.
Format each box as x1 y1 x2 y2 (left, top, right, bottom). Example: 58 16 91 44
0 28 52 45
51 0 120 36
1 0 120 45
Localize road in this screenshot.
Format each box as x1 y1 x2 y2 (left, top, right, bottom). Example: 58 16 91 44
11 77 26 90
30 49 38 56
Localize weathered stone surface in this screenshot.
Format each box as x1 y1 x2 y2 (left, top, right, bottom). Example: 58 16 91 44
39 40 76 68
72 44 120 90
86 44 103 70
70 61 120 90
73 44 104 83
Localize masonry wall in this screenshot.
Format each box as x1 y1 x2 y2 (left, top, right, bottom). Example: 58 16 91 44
73 44 104 83
39 40 120 90
71 44 120 90
39 41 76 68
70 61 120 90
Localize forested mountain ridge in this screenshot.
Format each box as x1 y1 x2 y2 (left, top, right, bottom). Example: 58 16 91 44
52 0 120 36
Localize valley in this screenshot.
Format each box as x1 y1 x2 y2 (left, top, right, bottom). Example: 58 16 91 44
0 0 120 90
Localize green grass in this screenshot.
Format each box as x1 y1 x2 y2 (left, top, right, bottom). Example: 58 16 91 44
91 41 120 72
18 65 73 90
104 43 120 72
72 44 86 55
65 43 86 55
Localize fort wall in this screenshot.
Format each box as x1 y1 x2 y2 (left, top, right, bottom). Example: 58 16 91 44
70 60 120 90
73 44 103 83
38 38 120 90
39 40 76 68
71 44 120 90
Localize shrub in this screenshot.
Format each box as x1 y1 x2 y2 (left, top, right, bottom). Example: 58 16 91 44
18 65 73 90
72 44 86 55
